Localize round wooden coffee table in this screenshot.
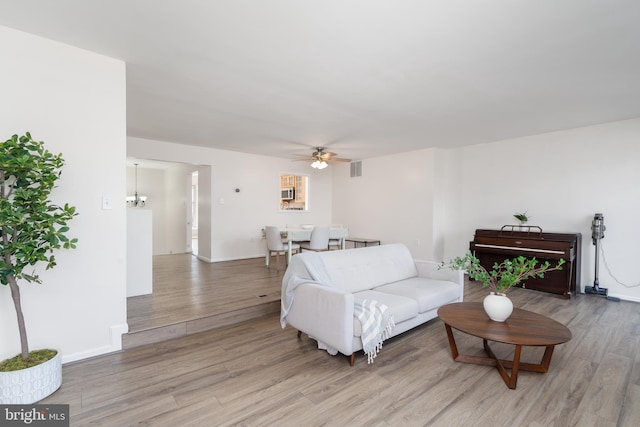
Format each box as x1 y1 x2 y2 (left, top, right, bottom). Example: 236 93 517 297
437 302 572 389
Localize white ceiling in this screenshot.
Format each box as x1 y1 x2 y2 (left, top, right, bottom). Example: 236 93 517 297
2 1 640 161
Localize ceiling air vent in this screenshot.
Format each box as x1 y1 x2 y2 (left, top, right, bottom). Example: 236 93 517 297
350 161 362 178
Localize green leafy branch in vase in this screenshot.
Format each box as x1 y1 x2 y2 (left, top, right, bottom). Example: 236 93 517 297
441 254 565 295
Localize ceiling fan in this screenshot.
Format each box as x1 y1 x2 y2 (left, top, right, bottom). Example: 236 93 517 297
293 147 352 169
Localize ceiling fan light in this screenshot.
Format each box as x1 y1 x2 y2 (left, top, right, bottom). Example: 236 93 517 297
306 147 348 169
310 160 328 169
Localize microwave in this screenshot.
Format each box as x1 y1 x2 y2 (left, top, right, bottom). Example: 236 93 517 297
281 188 295 200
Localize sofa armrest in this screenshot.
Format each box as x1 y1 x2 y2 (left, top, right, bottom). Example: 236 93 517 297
285 283 355 356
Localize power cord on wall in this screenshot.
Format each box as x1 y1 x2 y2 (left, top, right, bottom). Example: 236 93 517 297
600 240 640 288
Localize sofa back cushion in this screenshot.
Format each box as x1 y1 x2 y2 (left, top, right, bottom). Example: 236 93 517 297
318 244 418 293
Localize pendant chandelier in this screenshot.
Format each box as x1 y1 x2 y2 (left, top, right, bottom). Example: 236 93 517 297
126 163 147 207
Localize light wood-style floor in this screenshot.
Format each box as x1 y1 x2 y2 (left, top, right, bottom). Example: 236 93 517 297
123 254 282 348
43 257 640 426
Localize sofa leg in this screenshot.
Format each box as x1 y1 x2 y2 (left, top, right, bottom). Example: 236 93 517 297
349 353 355 366
297 330 302 339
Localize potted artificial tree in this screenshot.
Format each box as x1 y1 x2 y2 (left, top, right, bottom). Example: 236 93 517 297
0 132 77 404
441 254 565 322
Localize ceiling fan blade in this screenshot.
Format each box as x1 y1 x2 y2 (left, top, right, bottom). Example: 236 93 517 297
291 147 351 166
319 151 339 160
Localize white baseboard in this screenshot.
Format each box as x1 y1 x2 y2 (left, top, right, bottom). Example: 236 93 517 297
62 345 114 364
211 253 266 263
61 323 128 364
111 323 128 350
608 293 640 303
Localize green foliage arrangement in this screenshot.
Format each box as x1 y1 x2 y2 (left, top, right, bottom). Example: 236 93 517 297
0 132 77 364
513 211 529 224
441 253 565 294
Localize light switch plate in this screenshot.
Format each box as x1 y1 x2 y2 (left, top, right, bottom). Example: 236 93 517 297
102 196 113 210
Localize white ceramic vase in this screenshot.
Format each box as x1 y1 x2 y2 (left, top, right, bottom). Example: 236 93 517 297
0 351 62 404
483 293 513 322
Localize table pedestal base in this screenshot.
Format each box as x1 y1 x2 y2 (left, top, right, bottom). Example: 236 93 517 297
444 324 556 389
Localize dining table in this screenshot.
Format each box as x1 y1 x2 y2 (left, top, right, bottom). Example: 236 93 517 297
282 227 349 262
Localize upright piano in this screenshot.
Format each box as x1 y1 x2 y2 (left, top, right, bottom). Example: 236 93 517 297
469 226 581 298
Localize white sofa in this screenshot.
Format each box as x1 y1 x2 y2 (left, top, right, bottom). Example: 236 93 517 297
280 243 464 365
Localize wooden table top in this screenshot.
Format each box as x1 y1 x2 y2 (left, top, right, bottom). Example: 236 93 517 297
437 302 572 346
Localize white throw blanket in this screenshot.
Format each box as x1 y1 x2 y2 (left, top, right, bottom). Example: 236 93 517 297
280 251 339 355
280 251 395 362
280 251 334 328
354 298 395 364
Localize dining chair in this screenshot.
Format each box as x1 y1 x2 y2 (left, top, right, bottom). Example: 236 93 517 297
299 226 330 252
328 224 344 250
265 226 299 272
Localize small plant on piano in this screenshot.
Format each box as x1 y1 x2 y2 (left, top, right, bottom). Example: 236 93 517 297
513 211 529 224
441 254 566 295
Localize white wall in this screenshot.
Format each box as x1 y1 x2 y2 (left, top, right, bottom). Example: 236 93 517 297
197 165 213 261
163 164 195 254
443 118 640 302
126 210 153 297
332 149 439 260
127 137 334 262
0 26 127 362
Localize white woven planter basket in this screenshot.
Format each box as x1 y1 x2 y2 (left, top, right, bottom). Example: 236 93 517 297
0 351 62 404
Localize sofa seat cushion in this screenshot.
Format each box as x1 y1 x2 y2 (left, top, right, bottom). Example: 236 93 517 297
373 278 462 313
352 290 419 337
